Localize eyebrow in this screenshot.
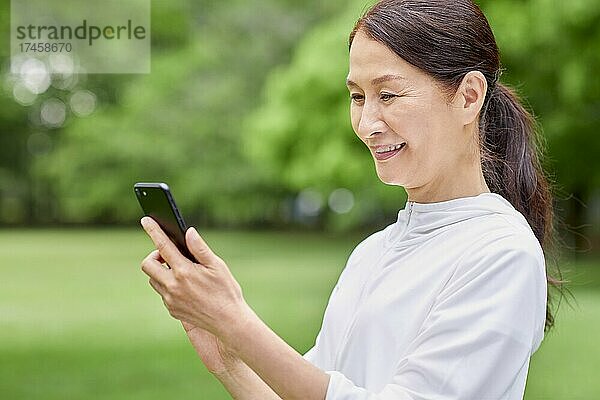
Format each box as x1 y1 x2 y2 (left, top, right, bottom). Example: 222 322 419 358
346 74 406 88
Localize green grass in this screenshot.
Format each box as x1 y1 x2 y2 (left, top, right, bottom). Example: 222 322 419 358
0 229 598 399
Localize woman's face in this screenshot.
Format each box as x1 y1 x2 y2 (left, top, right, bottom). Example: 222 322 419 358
347 30 472 190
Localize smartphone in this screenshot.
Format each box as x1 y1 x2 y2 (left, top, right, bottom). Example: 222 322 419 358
134 182 196 263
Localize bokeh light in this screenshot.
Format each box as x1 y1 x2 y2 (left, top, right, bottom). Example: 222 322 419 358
328 188 355 214
295 188 323 218
40 98 67 128
19 58 51 94
12 82 37 106
50 54 81 91
69 90 97 117
48 54 74 75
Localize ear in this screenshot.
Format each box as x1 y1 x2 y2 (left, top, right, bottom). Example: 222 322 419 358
451 70 488 126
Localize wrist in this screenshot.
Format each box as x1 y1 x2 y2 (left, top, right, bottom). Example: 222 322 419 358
217 301 259 357
212 356 245 381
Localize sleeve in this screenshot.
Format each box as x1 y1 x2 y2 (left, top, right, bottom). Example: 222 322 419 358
302 330 321 364
322 238 546 400
302 234 376 367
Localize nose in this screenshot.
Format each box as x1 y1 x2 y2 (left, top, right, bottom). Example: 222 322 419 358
356 101 386 141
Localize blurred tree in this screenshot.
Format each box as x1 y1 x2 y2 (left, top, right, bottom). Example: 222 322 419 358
0 0 31 223
481 0 600 253
23 0 348 226
0 0 196 223
1 0 598 247
243 0 402 231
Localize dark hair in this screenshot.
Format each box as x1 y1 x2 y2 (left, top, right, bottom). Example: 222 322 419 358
349 0 562 331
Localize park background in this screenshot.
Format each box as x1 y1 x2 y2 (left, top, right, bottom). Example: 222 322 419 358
1 0 599 398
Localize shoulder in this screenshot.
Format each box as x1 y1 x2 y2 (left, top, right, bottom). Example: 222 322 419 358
348 222 393 260
438 227 547 347
450 224 546 293
449 194 545 273
332 224 393 286
461 214 545 271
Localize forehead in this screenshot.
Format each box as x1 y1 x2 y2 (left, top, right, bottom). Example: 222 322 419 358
348 30 422 83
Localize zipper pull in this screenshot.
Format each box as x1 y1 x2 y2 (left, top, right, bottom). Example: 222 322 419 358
407 201 414 225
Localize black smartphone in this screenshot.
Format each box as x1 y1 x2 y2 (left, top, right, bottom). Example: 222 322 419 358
134 182 196 262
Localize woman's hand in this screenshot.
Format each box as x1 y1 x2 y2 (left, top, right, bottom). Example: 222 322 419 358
139 216 252 343
140 217 329 400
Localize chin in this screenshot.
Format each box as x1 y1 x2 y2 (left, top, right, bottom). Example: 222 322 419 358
375 170 403 186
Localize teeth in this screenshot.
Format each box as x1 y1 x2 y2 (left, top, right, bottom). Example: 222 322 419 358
376 143 406 154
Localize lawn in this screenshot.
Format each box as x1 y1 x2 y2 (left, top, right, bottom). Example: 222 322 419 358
0 228 598 399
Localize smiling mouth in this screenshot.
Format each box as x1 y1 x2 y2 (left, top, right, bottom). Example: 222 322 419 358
372 143 406 161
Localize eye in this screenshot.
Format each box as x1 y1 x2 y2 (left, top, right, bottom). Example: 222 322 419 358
380 92 398 102
350 93 364 104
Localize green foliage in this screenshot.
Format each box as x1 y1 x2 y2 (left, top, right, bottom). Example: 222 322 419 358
0 0 598 235
22 0 347 226
480 0 600 193
32 42 274 225
244 0 405 231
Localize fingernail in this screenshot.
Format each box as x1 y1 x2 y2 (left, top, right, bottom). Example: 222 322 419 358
140 216 149 227
191 227 200 240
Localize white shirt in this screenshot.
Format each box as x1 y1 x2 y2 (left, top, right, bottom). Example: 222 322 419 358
303 192 547 400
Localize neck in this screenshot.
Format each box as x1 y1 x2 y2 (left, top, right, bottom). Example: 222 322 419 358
406 160 490 204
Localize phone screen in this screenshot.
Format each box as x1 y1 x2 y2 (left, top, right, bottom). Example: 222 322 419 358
134 182 195 262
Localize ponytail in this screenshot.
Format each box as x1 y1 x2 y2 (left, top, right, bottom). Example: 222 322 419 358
480 82 563 330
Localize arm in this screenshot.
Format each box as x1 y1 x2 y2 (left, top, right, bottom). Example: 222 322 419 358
140 218 329 400
214 360 283 400
182 321 282 400
219 305 330 400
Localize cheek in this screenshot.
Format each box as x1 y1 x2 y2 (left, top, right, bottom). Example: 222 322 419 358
383 103 429 145
384 99 449 147
383 104 448 174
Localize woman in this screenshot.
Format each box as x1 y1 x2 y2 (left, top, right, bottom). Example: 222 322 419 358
140 0 559 398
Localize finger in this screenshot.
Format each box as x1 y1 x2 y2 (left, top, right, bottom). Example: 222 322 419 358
148 249 167 265
141 250 170 283
149 277 166 295
185 227 219 266
141 216 185 270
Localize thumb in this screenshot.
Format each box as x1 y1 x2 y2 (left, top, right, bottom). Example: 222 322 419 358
185 227 219 266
